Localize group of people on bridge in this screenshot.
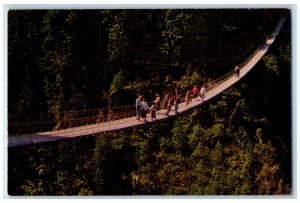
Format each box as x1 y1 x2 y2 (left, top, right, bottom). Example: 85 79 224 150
135 84 207 122
134 64 244 122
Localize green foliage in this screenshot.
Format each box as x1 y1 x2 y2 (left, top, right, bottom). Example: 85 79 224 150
20 180 46 195
278 44 291 65
207 123 225 145
78 188 93 195
93 136 112 194
109 69 128 106
160 10 186 64
8 10 46 114
8 9 291 196
108 16 128 64
109 69 126 96
211 100 228 122
124 79 151 94
39 10 80 124
188 124 204 149
171 118 190 154
263 54 280 78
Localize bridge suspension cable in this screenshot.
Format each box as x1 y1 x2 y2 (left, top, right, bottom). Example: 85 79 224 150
8 18 286 147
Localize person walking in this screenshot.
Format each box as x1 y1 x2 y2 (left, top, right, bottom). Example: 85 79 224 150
174 94 180 113
235 65 240 77
155 94 161 114
199 84 207 101
175 83 179 96
150 101 157 121
163 92 170 109
135 95 143 121
192 85 199 100
141 99 150 122
185 91 190 107
165 96 174 116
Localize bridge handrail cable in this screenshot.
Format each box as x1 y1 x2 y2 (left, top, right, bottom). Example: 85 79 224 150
8 18 286 137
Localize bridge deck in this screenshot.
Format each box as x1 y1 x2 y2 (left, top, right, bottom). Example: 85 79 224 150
7 18 285 147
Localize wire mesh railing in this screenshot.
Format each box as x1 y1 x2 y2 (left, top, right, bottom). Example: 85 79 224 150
8 105 136 136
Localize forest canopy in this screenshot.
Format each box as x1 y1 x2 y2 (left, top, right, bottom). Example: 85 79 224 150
8 9 289 115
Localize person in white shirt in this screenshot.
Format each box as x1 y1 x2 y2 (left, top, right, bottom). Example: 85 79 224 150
199 85 207 101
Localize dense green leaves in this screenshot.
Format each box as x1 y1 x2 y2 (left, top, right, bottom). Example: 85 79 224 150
8 9 288 115
8 92 291 195
109 69 128 107
8 9 291 195
108 15 128 64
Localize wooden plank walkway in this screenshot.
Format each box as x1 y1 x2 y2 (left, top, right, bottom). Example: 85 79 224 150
7 18 285 147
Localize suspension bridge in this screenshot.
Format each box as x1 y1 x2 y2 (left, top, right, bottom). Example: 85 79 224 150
7 18 286 147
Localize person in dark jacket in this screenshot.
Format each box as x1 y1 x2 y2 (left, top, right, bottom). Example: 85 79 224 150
235 65 241 77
